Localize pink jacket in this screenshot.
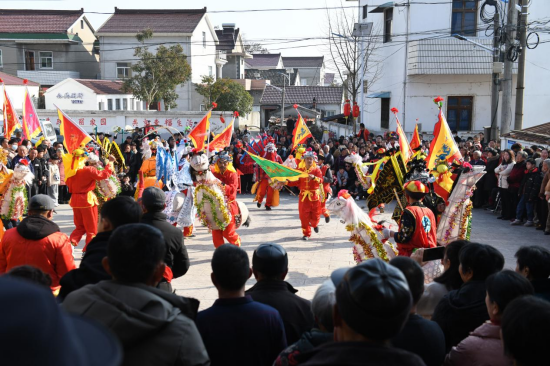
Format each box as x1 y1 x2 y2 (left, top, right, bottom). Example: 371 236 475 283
444 321 513 366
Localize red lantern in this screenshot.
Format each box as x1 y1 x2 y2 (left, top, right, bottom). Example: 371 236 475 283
343 99 351 118
352 102 360 118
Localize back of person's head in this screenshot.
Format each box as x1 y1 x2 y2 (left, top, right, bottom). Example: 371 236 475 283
252 243 288 280
486 270 533 318
7 265 52 289
141 186 166 212
515 246 550 280
434 240 470 290
212 244 251 291
100 196 142 230
390 257 424 306
335 259 412 341
502 296 550 366
311 280 336 332
459 243 504 281
106 224 165 284
27 194 55 218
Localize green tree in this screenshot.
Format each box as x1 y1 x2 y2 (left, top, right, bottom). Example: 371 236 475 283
195 76 253 116
121 29 192 109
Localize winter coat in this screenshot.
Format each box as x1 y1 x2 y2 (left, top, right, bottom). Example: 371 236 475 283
532 278 550 303
417 282 449 318
519 168 541 200
275 329 333 366
495 162 514 189
507 161 526 190
546 173 550 196
0 215 75 292
246 279 315 346
444 321 512 366
432 280 490 352
484 156 500 191
58 160 66 185
63 281 209 366
540 171 549 198
48 163 60 186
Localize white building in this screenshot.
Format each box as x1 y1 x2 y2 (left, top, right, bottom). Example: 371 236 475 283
96 7 219 111
359 0 550 135
44 78 145 111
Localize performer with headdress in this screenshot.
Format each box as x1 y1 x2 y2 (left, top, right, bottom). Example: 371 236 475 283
286 148 323 240
64 148 115 250
255 140 283 210
0 159 34 229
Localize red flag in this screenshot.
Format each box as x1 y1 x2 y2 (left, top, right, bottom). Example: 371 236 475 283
22 82 42 140
392 108 412 162
57 106 92 154
291 107 312 152
188 110 211 151
208 117 234 152
2 81 21 138
410 123 421 150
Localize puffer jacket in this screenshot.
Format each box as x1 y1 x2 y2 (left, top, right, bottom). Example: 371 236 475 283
495 162 514 189
444 321 512 366
63 281 210 366
520 167 540 200
0 215 75 292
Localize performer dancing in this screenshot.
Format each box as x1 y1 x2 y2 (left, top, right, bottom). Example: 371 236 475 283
65 149 115 250
211 152 241 247
286 148 323 240
384 180 437 256
255 142 283 210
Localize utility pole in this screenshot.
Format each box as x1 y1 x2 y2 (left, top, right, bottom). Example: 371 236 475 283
500 0 517 136
281 74 286 126
490 6 501 141
514 1 528 131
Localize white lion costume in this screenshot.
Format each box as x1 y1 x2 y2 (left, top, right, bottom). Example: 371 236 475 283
0 160 34 220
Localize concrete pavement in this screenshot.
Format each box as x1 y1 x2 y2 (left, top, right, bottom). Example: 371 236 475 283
56 193 548 309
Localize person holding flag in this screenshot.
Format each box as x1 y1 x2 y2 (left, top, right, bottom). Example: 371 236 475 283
255 140 283 210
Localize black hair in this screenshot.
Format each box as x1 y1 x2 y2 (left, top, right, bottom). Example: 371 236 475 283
434 240 470 290
525 158 536 166
36 146 45 153
0 137 5 144
390 257 424 305
511 143 522 151
486 270 533 314
211 244 250 291
100 196 142 229
8 138 18 144
404 190 426 201
502 296 550 366
7 265 52 289
459 243 505 281
107 224 165 283
515 246 550 280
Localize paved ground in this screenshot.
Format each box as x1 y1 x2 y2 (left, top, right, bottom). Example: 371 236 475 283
57 193 549 310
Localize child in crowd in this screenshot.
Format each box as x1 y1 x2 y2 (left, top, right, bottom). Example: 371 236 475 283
119 175 135 197
350 180 368 201
47 155 60 207
337 167 348 194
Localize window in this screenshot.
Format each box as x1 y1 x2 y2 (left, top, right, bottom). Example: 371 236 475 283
384 9 393 43
200 104 206 111
381 98 390 129
301 78 308 86
25 51 35 70
326 110 336 117
107 99 113 111
363 5 369 19
209 66 213 76
115 99 121 110
447 96 473 131
81 20 84 29
39 51 53 69
130 98 134 111
203 32 206 48
116 62 131 79
123 98 128 110
451 0 477 36
0 49 2 68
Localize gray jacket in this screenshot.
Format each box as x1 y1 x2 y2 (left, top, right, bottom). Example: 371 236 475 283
63 281 210 366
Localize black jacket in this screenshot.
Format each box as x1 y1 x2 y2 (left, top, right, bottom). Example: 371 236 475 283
246 279 314 345
520 168 541 200
58 231 112 300
432 280 489 352
140 211 190 279
483 156 500 191
297 341 426 366
532 278 550 303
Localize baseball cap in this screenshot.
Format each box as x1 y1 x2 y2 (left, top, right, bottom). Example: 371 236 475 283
252 243 288 276
335 259 412 340
28 194 55 211
141 187 166 208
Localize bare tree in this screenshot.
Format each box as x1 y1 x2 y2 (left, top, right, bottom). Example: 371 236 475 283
242 34 270 54
325 2 382 131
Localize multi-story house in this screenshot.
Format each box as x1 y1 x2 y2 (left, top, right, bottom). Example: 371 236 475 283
96 7 219 111
215 23 251 79
359 0 549 133
245 53 284 70
0 9 99 87
282 56 325 86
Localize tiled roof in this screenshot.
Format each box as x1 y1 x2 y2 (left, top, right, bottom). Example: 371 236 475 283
502 122 550 146
324 73 335 85
234 79 268 91
245 53 281 68
97 8 206 34
260 85 343 105
0 9 83 34
244 68 299 87
75 79 125 95
282 56 324 68
0 72 39 86
17 70 80 87
215 28 239 51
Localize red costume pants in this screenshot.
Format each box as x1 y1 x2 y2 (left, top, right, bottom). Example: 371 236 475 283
70 206 98 251
321 197 330 218
299 199 321 237
184 225 194 237
212 219 241 248
256 180 274 207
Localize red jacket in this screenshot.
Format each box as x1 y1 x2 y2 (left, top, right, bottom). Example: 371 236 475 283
288 166 323 201
66 164 113 208
212 168 239 215
0 215 75 293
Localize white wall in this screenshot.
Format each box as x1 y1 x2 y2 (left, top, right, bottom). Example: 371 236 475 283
44 79 97 110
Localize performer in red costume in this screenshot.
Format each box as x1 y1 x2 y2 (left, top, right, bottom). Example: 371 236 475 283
317 153 332 223
287 148 323 240
211 152 241 247
65 149 115 251
255 141 283 210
